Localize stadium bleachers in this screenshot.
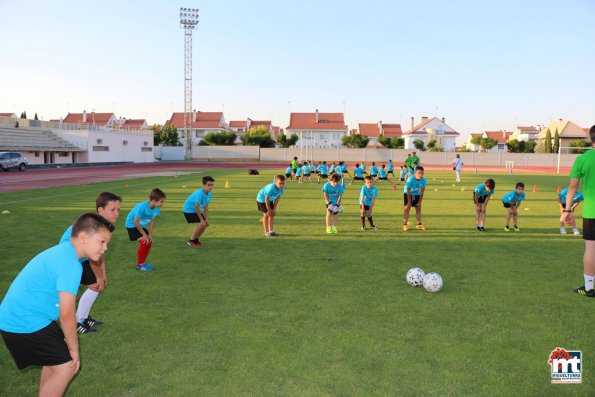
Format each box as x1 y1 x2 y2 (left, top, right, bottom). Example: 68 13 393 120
0 126 83 151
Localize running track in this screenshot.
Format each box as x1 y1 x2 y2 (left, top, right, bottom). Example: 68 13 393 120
0 162 570 193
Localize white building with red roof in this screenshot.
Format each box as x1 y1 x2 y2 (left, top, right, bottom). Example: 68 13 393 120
511 126 540 142
165 111 226 145
0 113 17 119
357 122 402 147
120 119 148 131
402 117 459 151
285 110 347 148
63 111 118 128
465 133 483 151
228 118 278 144
465 131 512 152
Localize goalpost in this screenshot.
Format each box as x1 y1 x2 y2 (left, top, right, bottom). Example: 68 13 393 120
557 145 592 174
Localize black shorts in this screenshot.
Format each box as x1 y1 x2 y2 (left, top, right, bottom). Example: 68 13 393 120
80 260 97 285
379 177 388 180
388 171 395 176
127 227 148 241
371 174 378 178
400 177 405 182
354 177 364 181
257 201 274 213
361 204 371 211
320 174 328 179
403 193 421 207
503 202 512 208
285 173 291 178
342 170 348 173
291 168 297 173
583 218 595 241
1 322 71 370
304 173 310 176
183 211 205 223
474 193 489 204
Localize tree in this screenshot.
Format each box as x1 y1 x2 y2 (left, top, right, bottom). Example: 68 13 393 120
480 137 498 152
202 130 236 146
241 126 275 147
22 111 27 119
341 134 369 148
524 140 537 153
149 124 162 146
277 133 299 148
413 139 425 151
160 124 181 146
553 129 560 153
34 113 39 121
569 140 592 154
426 139 443 152
545 129 552 153
377 134 405 149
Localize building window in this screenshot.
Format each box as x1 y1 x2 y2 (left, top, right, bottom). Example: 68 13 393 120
141 147 153 152
92 146 110 151
58 152 69 157
34 152 40 157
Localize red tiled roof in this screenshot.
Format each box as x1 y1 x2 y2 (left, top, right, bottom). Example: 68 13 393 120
517 126 539 131
250 120 272 129
470 133 482 138
404 118 434 134
229 120 245 128
0 113 16 117
272 126 281 134
165 112 224 129
63 112 115 125
357 123 402 138
121 119 147 129
358 123 380 137
287 112 346 130
382 124 403 137
484 131 513 141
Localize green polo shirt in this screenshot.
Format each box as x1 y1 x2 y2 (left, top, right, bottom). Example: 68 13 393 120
569 148 595 218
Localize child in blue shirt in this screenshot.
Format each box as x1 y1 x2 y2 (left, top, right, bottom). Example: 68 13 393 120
370 162 379 178
350 163 365 185
502 182 526 232
125 188 166 271
403 166 427 231
295 164 303 183
359 175 378 230
183 176 215 247
387 160 395 177
558 187 584 235
318 161 329 184
399 165 407 182
256 175 286 237
322 173 345 234
285 165 292 179
377 165 388 182
473 179 496 231
0 213 114 396
302 161 312 183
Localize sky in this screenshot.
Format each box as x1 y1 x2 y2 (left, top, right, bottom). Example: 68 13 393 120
1 0 594 142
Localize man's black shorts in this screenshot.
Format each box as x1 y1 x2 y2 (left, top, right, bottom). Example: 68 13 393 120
183 211 205 224
127 227 149 241
584 218 595 241
403 193 421 207
257 201 274 213
1 322 71 370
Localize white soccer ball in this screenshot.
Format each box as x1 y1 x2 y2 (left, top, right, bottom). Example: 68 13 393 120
337 205 344 213
423 272 443 293
406 267 425 287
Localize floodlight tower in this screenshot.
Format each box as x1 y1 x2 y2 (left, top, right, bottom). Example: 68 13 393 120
180 7 199 160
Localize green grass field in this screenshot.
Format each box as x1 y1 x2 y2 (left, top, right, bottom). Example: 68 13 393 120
0 168 592 396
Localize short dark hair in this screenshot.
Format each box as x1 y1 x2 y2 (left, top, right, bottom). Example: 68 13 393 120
485 179 496 189
516 182 525 189
382 164 386 168
96 192 122 210
275 174 286 182
202 176 215 185
355 163 360 167
590 125 595 143
364 175 373 181
329 173 342 182
415 166 424 172
149 188 166 201
71 212 114 238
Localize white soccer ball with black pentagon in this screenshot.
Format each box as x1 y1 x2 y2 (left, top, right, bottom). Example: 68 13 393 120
423 272 443 293
406 268 425 287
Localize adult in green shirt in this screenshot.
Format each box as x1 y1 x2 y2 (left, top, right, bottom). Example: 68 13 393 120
410 151 421 167
564 125 595 297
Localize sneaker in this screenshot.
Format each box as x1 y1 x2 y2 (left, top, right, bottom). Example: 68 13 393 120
514 226 520 232
326 227 333 234
574 285 595 297
77 322 97 334
269 231 279 236
84 316 103 327
187 239 202 247
360 227 366 231
143 263 155 270
331 226 338 234
403 224 409 231
504 227 510 232
560 228 567 235
264 232 271 237
416 224 425 231
480 226 486 231
573 229 581 235
475 225 481 231
371 226 377 230
137 264 154 272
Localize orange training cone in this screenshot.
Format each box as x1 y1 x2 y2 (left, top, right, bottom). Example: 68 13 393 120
532 185 537 193
392 183 397 191
557 185 561 193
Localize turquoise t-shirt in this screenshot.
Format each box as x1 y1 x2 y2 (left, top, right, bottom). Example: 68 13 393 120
387 163 394 172
354 168 363 178
322 182 345 205
370 165 378 176
502 191 526 204
359 185 378 206
0 242 82 333
125 201 161 228
379 168 387 178
319 164 328 175
183 188 212 214
257 183 285 203
404 177 427 196
474 183 494 197
559 188 584 204
285 166 292 175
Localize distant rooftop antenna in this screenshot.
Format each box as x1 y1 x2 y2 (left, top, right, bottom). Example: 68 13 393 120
180 7 199 160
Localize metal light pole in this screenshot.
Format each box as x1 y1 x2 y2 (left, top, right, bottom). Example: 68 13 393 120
180 7 199 160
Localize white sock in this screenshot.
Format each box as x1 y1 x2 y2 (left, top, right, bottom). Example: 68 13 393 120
584 274 595 291
76 289 100 322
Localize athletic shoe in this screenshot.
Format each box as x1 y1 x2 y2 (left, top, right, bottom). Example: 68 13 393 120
264 232 271 237
573 228 581 235
514 226 520 232
372 226 378 230
480 226 486 231
403 224 409 231
416 224 425 231
269 231 279 236
187 239 202 247
574 286 595 297
360 227 366 231
504 227 510 232
331 226 338 234
476 225 481 231
560 228 567 235
143 263 155 270
77 322 97 334
84 316 103 327
137 264 154 272
326 227 333 234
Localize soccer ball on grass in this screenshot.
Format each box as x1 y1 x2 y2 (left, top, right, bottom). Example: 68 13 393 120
423 272 443 293
406 267 425 287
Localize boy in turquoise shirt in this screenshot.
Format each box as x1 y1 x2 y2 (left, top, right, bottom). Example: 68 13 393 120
558 187 583 235
403 166 427 231
256 175 286 237
502 182 526 232
359 175 378 230
473 179 496 231
322 173 345 234
183 176 215 247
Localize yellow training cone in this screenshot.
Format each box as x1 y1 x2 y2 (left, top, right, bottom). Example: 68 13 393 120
2 210 10 214
225 180 230 189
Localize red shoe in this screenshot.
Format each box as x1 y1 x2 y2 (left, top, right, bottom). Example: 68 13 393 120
186 239 202 247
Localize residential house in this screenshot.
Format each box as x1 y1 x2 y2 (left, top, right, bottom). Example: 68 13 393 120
402 117 459 152
63 111 118 128
510 126 540 142
537 119 589 149
228 118 277 144
357 122 402 147
165 111 226 145
119 119 148 131
286 110 347 148
465 133 483 151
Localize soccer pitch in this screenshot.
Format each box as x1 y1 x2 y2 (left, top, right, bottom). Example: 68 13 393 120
0 168 591 396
